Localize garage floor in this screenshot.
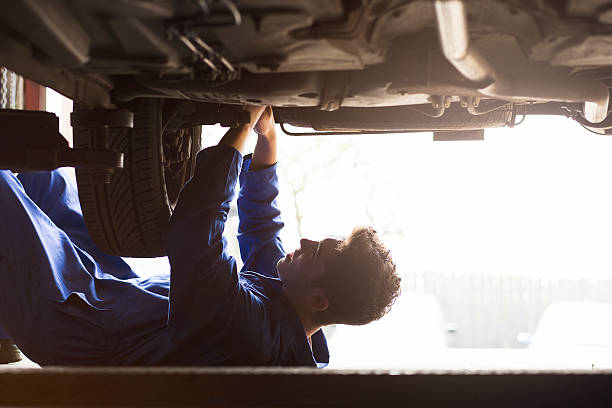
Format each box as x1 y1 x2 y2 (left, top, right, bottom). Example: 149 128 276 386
0 366 611 407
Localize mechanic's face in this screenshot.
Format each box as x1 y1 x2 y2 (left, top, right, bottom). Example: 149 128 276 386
277 238 340 313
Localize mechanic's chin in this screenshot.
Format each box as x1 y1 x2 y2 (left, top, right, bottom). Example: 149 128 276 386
276 255 291 281
276 256 286 279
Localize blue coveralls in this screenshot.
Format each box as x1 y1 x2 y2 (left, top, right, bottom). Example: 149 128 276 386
0 145 329 366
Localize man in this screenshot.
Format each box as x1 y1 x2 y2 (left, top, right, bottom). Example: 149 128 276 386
0 106 400 366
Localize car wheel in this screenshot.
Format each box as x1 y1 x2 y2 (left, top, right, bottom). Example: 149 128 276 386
74 98 202 257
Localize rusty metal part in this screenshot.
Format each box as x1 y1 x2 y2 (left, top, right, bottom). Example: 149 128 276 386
319 72 348 111
434 0 610 123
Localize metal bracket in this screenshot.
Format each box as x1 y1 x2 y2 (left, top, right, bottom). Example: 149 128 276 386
167 23 239 83
433 129 484 141
70 108 133 183
279 122 419 136
319 72 348 111
0 109 123 173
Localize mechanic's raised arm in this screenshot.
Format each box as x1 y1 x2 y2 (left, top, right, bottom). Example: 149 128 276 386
251 107 277 171
237 107 286 277
165 107 264 344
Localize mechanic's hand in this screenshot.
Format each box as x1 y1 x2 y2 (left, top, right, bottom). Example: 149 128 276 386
244 105 266 128
254 106 275 137
251 106 277 170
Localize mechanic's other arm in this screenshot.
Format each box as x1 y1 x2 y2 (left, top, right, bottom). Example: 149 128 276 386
165 106 265 345
236 108 285 276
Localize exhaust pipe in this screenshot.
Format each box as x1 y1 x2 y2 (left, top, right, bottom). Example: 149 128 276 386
434 0 494 84
434 0 610 123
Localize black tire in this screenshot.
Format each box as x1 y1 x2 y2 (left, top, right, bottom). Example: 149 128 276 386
74 99 202 258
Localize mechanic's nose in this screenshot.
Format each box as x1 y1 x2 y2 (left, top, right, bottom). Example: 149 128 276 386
300 238 318 251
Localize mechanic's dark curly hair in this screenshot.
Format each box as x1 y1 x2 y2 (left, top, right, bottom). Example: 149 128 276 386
313 226 401 326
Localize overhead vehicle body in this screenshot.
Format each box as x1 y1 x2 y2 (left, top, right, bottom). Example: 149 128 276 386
1 0 612 257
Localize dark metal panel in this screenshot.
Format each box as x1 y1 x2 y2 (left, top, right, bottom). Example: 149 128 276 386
0 33 112 108
0 0 91 67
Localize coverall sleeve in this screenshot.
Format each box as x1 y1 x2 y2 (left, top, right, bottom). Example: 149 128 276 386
165 146 270 348
237 155 286 277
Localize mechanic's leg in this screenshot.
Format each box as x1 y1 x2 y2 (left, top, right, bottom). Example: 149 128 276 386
0 170 111 364
17 169 137 280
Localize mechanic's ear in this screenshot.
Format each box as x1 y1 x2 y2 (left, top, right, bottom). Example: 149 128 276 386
311 288 329 312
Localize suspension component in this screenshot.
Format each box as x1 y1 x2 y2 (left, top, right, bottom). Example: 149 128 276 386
70 108 132 183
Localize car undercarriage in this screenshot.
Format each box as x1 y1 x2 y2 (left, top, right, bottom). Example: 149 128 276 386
1 0 612 257
2 1 612 127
